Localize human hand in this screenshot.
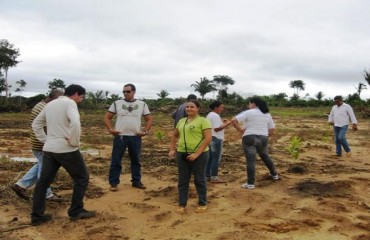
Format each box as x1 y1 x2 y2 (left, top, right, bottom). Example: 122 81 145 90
169 150 176 159
186 153 198 161
109 129 121 136
352 124 358 131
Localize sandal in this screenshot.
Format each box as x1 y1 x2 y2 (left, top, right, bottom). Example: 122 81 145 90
176 207 186 214
195 205 208 213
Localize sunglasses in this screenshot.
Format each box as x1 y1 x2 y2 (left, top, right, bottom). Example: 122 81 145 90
122 90 132 94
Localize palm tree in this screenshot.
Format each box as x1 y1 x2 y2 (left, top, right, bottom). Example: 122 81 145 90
15 79 27 105
363 69 370 86
289 80 305 96
87 90 105 106
315 91 325 101
190 77 216 100
354 83 367 97
157 90 169 99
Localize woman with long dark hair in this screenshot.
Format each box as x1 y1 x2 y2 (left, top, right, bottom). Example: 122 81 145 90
231 97 278 189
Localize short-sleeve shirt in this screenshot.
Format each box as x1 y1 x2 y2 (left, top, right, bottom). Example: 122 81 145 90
235 108 275 137
176 116 211 153
108 99 150 136
206 111 224 140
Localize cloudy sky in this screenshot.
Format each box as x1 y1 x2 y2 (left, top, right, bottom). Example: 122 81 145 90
1 0 369 100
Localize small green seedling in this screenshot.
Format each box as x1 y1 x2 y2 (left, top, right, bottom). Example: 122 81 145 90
287 136 302 160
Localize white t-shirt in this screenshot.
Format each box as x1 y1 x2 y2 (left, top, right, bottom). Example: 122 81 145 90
206 111 224 140
108 99 150 136
235 108 275 137
328 103 357 127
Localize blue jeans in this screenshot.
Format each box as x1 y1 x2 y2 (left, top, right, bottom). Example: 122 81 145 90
109 135 142 186
333 125 350 156
242 135 277 185
177 151 208 207
16 150 52 198
31 150 89 217
206 137 223 178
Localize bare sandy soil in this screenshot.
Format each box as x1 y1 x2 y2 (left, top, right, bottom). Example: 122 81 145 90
0 112 369 240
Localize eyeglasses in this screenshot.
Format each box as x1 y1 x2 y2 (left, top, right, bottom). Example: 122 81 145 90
122 90 132 94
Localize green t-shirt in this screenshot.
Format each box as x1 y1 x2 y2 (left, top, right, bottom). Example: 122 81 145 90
176 116 211 153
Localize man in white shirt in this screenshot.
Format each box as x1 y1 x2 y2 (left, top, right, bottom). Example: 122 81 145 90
104 83 153 191
31 84 96 226
328 95 358 157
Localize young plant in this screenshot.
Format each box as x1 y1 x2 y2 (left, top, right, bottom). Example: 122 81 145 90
287 136 302 160
155 129 166 142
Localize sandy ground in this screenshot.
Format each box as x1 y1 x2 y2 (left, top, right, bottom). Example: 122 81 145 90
0 113 369 240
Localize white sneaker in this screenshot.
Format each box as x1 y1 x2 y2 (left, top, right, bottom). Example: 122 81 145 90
272 174 279 180
241 183 255 189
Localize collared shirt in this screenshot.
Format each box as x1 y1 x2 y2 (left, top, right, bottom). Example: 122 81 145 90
328 103 357 127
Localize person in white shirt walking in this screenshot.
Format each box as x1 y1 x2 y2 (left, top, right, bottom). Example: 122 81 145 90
328 95 358 157
231 97 278 190
205 101 231 183
31 84 96 226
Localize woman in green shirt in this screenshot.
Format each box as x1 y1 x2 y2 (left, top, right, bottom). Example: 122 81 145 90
169 100 212 214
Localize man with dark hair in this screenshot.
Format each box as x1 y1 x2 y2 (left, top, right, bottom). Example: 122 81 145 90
105 83 153 191
11 89 64 201
328 95 358 157
31 84 96 226
171 94 197 128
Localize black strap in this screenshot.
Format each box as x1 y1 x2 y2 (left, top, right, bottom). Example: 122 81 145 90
183 118 203 154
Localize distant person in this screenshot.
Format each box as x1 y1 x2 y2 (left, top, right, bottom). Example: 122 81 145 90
11 89 64 202
169 99 212 214
328 95 358 157
205 101 231 183
31 84 96 226
104 83 153 191
231 97 279 190
171 94 197 128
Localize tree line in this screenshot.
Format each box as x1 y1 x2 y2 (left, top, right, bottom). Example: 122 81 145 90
1 39 370 113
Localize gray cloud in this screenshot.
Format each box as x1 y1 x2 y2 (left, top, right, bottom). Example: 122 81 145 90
1 0 369 99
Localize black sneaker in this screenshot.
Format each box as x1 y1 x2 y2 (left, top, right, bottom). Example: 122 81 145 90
31 214 52 226
132 182 146 189
11 184 30 201
70 209 97 221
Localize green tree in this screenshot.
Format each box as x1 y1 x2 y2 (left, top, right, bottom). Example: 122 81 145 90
0 72 6 97
0 39 20 98
48 78 66 90
15 79 27 105
272 92 288 105
354 83 367 97
157 90 169 99
289 80 305 96
315 91 325 101
364 68 370 86
213 75 235 100
87 90 105 106
191 77 216 100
